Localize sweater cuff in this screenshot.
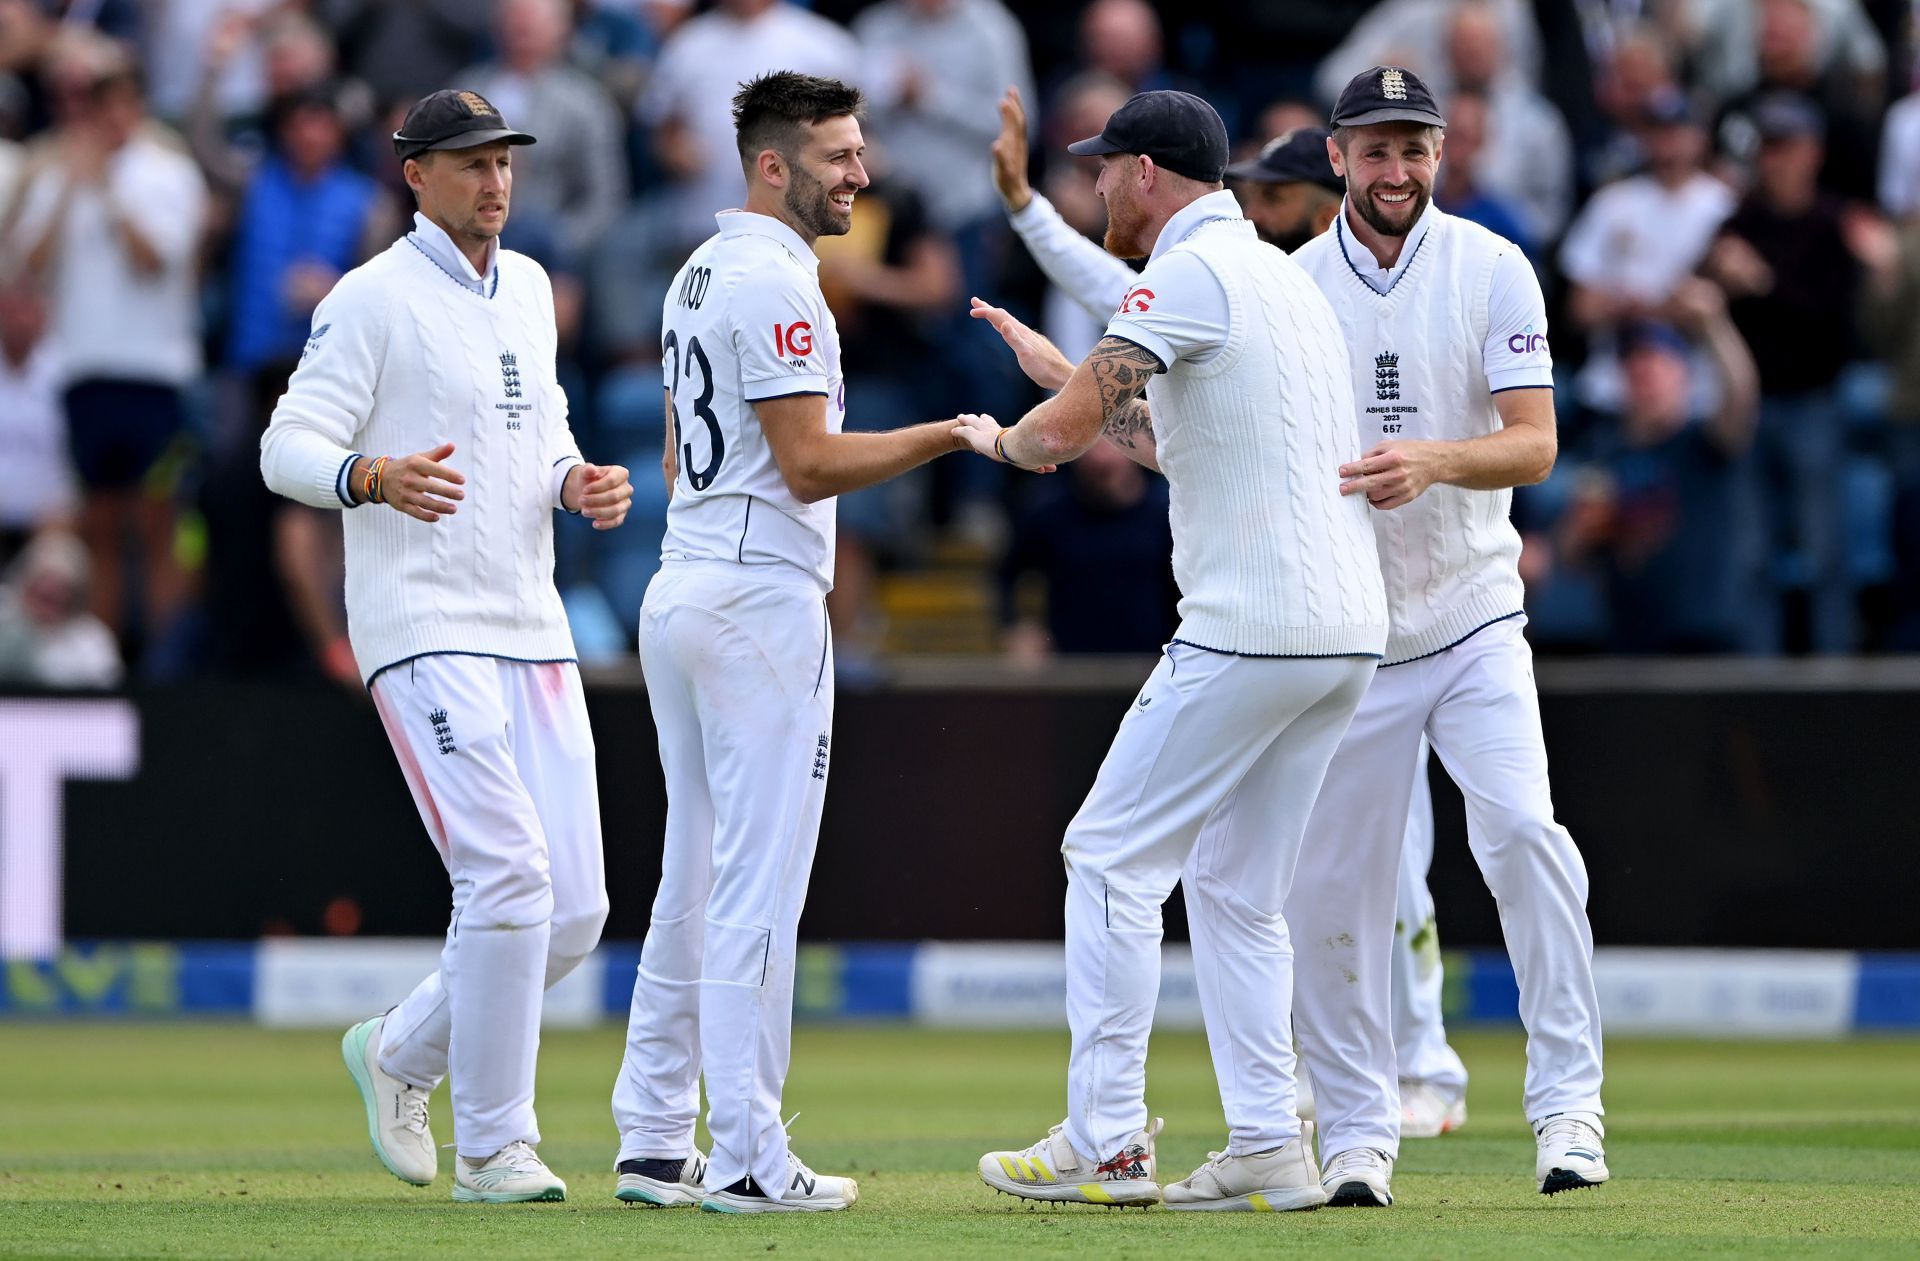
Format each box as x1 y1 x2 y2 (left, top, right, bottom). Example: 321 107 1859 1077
551 456 582 512
334 453 364 508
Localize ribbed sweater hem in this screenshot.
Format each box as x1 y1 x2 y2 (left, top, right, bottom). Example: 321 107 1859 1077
1383 584 1525 665
353 620 578 686
1173 616 1388 659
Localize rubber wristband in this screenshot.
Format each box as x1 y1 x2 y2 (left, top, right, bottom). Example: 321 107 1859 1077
994 430 1024 469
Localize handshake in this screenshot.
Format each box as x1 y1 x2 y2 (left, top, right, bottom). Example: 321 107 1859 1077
944 297 1085 472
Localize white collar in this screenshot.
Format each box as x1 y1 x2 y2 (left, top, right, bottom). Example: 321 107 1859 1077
717 209 820 271
1336 199 1436 295
1146 188 1246 264
407 211 498 296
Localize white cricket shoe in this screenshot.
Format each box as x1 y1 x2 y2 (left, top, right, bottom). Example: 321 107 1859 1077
1163 1124 1327 1213
1321 1146 1394 1207
700 1150 857 1213
1401 1080 1468 1138
978 1118 1161 1206
615 1150 708 1207
453 1140 567 1203
1535 1113 1609 1195
340 1015 435 1186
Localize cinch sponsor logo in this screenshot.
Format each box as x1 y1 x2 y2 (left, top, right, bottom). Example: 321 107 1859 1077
1508 325 1549 354
1118 286 1155 313
774 321 814 357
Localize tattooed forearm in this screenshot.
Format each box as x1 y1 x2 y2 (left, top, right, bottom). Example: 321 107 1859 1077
1088 335 1163 423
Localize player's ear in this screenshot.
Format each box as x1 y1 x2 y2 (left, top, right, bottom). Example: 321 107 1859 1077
1325 135 1346 179
756 147 786 189
1136 153 1156 191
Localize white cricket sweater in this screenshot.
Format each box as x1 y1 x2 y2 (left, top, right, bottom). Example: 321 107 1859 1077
1138 216 1387 657
259 221 583 683
1292 209 1529 664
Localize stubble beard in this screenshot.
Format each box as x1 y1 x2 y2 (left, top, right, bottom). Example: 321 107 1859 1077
786 163 849 240
1352 180 1430 238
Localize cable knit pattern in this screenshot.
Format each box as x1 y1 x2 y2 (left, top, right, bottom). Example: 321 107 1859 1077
1292 209 1528 664
1149 218 1386 657
260 237 582 682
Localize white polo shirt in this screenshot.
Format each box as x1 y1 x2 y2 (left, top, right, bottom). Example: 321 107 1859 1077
1335 202 1555 393
1102 189 1237 366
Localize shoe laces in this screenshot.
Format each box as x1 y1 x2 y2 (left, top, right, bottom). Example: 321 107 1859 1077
1538 1115 1599 1148
492 1140 546 1173
1324 1147 1387 1178
397 1084 430 1137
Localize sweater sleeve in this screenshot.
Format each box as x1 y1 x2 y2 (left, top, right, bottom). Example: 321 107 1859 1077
260 273 387 509
1007 193 1135 320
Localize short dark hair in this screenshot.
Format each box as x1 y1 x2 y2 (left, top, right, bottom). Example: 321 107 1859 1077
731 71 864 170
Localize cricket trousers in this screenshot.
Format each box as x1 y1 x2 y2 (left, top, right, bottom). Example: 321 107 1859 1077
1392 738 1468 1096
370 654 610 1159
1290 616 1604 1161
1063 643 1375 1164
614 560 833 1199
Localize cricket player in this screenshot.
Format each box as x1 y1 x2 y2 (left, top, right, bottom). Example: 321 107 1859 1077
986 87 1471 1141
1286 67 1607 1204
964 89 1387 1213
609 72 972 1214
260 89 633 1202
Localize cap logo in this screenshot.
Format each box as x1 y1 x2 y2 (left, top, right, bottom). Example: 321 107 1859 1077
455 91 494 117
1380 69 1408 101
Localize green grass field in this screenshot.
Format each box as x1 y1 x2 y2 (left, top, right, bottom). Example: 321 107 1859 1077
3 1023 1918 1259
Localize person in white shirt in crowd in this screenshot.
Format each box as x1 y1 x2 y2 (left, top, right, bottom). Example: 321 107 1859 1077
1315 0 1543 107
1283 66 1607 1206
988 87 1472 1144
261 88 633 1205
0 278 71 565
611 71 972 1215
0 528 122 688
966 89 1387 1213
1559 87 1734 412
1678 0 1885 109
456 0 629 264
640 0 862 247
1442 0 1573 246
8 52 205 663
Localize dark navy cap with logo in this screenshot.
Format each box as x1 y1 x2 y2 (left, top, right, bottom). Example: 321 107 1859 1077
393 88 537 161
1224 126 1344 193
1067 90 1231 183
1330 66 1446 129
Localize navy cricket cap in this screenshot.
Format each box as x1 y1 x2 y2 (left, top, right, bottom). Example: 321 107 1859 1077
1619 320 1690 359
1224 126 1344 193
393 89 536 161
1067 90 1231 183
1330 66 1446 129
1752 92 1825 142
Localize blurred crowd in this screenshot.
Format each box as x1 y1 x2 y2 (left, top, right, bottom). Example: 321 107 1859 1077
0 0 1918 689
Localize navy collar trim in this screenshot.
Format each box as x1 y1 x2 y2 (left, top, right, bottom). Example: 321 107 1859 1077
406 235 500 299
1334 212 1433 298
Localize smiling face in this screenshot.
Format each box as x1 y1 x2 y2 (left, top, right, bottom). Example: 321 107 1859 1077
781 113 869 240
1330 122 1441 239
407 141 513 246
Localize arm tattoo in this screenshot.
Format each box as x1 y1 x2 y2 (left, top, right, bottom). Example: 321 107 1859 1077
1103 398 1153 451
1088 335 1162 423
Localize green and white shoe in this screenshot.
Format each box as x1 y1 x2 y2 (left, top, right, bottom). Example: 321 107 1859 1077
340 1015 435 1186
453 1140 567 1203
978 1118 1162 1206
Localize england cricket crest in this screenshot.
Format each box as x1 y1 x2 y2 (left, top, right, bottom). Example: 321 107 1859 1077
1380 68 1408 100
1374 350 1401 401
499 351 523 400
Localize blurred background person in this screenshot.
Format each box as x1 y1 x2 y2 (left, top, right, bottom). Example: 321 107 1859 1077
0 277 69 567
1442 0 1570 249
1433 88 1534 257
6 48 207 672
1222 125 1344 253
0 526 121 687
320 0 492 107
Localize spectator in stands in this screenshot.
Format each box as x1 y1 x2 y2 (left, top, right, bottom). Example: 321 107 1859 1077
1314 0 1542 106
1705 93 1875 651
1860 206 1920 648
640 0 861 247
1560 88 1733 409
815 171 961 673
1074 0 1188 97
1712 0 1881 201
187 9 346 199
1434 89 1533 255
0 278 70 567
0 528 122 687
1587 285 1765 653
1681 0 1885 113
1444 0 1571 245
998 438 1176 663
8 52 206 665
458 0 628 265
321 0 492 105
1587 21 1682 187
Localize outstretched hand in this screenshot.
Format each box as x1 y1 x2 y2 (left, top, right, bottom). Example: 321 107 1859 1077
970 297 1075 392
949 412 1055 472
991 86 1032 213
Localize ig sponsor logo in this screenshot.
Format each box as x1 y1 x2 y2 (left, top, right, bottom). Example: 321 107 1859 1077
1118 286 1155 314
774 321 814 357
1507 325 1549 354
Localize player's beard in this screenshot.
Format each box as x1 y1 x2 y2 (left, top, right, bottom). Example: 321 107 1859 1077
1351 177 1431 238
1260 220 1317 253
786 162 852 240
1102 190 1149 259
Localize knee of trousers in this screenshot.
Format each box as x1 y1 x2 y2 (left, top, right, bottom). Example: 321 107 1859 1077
701 916 773 987
1476 814 1588 895
461 861 555 930
1187 874 1289 955
549 891 609 963
638 906 705 982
